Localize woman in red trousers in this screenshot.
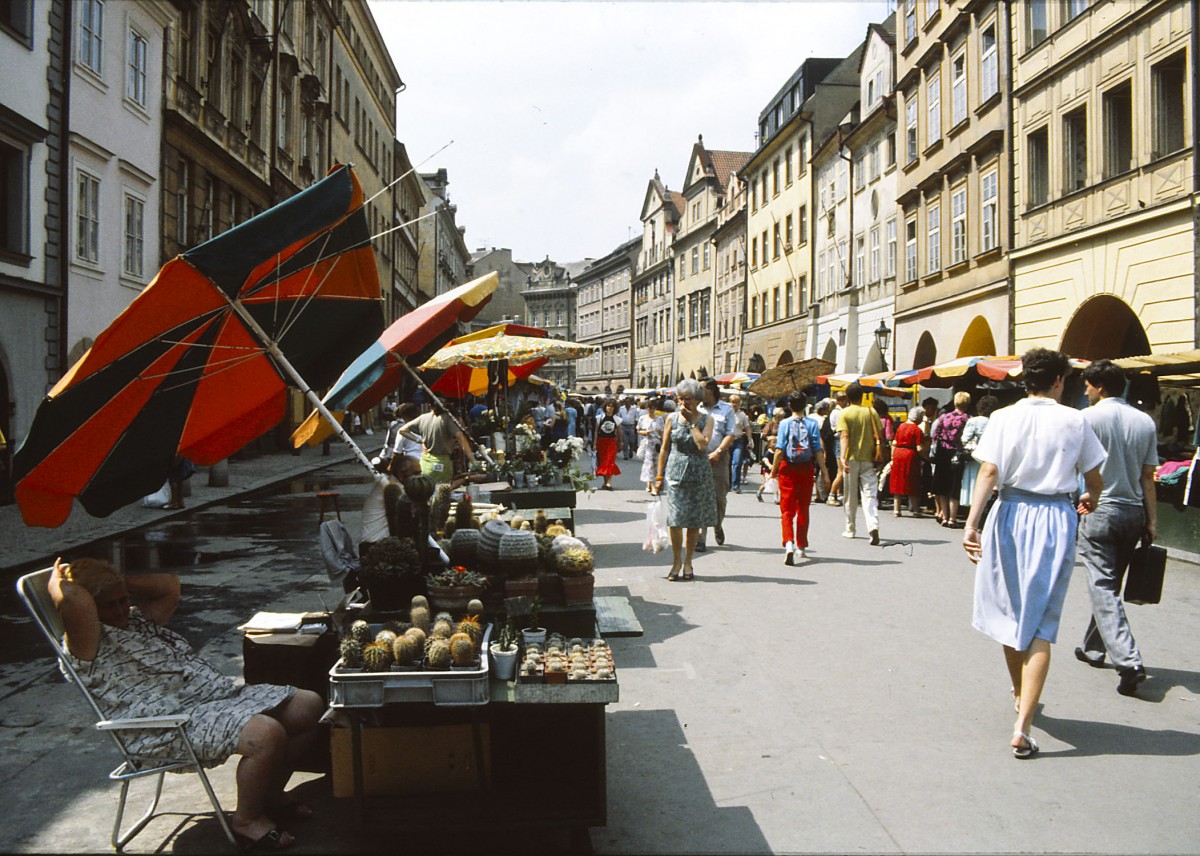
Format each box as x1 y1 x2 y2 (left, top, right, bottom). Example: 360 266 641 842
594 399 621 490
767 393 829 565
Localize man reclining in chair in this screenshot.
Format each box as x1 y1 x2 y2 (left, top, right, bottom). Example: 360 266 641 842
50 557 323 851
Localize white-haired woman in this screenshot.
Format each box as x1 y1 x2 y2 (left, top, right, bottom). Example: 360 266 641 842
890 406 926 517
654 379 717 581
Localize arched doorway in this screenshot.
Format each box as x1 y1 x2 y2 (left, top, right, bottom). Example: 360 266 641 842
747 353 766 373
861 342 885 374
777 350 794 365
957 317 997 357
913 331 937 369
821 339 837 364
1060 295 1151 360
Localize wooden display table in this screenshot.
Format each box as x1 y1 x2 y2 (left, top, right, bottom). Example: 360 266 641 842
500 485 576 510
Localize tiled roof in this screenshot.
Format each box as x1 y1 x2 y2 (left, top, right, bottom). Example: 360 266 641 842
708 150 752 188
667 190 686 214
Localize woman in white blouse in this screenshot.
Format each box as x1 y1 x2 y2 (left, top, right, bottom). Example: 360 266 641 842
963 348 1105 760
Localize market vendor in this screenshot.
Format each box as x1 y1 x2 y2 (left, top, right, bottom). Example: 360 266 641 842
49 557 323 851
398 402 476 485
360 453 422 564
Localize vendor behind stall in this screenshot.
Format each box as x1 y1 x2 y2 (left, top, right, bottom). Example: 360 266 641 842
398 403 476 485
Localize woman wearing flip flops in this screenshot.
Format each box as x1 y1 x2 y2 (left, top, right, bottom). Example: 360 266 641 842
655 379 717 581
963 348 1105 759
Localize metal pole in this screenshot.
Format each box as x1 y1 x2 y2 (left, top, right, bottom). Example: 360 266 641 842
398 359 494 466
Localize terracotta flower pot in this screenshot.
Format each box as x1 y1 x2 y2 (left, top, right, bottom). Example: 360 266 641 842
560 574 594 606
426 583 484 613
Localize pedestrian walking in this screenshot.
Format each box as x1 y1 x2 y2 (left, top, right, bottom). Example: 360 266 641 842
931 392 971 527
1074 359 1158 696
654 379 717 581
728 395 751 493
594 399 621 490
697 379 736 551
838 383 886 545
890 406 926 517
767 393 828 564
756 407 785 503
959 395 999 510
963 347 1106 759
637 400 666 493
825 392 849 505
619 397 639 460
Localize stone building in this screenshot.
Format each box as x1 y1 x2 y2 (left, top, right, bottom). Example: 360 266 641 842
575 237 639 393
631 171 683 390
712 169 747 376
520 256 589 389
671 136 751 382
740 56 849 374
389 140 425 315
418 168 470 299
468 247 535 327
1009 0 1195 359
892 0 1012 369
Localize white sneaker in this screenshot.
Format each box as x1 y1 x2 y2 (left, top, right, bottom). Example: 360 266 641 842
784 542 795 565
797 548 807 559
842 529 856 539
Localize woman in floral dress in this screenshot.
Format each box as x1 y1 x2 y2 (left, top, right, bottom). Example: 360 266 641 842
637 399 666 493
654 379 717 581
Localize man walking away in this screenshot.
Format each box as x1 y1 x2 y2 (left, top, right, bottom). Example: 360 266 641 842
1075 359 1157 696
729 394 751 493
619 397 639 460
839 383 884 545
768 393 829 564
697 379 735 550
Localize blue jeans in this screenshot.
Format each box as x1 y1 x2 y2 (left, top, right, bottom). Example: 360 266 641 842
730 440 747 490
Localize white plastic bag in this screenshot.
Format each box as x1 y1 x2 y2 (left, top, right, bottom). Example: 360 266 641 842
762 477 779 496
141 482 171 508
642 496 670 553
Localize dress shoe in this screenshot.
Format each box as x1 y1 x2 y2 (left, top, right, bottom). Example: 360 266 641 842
1117 665 1147 696
695 541 707 552
715 526 725 546
869 529 880 546
1074 647 1106 668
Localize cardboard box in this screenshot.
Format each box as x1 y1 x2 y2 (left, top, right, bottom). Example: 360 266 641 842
330 724 491 797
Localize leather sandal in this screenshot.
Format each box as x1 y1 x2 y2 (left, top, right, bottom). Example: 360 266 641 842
1012 731 1039 759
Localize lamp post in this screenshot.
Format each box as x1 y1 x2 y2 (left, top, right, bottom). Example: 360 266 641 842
874 320 892 371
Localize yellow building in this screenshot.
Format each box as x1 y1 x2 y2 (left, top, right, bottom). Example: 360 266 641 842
632 171 682 389
1010 0 1195 358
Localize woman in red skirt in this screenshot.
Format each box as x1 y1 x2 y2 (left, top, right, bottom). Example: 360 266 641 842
890 406 926 516
594 399 621 490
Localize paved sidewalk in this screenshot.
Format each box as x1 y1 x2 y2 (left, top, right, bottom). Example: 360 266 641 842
0 440 361 573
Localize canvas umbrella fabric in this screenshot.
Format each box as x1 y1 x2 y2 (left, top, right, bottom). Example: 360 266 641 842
14 165 383 527
747 358 836 399
713 371 760 388
419 333 595 370
428 322 548 399
291 272 499 447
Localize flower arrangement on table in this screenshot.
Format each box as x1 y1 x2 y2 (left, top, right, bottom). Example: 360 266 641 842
472 408 507 436
549 436 586 468
426 565 490 590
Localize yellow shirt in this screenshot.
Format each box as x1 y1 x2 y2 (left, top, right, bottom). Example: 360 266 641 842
839 404 882 461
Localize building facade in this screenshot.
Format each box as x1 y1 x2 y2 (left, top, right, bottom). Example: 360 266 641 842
631 171 682 390
1009 0 1195 359
575 237 639 393
520 257 585 389
418 168 470 298
712 170 747 375
468 246 534 327
893 0 1012 369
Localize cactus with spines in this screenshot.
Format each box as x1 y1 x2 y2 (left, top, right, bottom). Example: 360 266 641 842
449 632 476 666
466 599 484 619
556 548 594 577
409 605 431 633
431 617 454 639
411 594 429 611
349 619 371 646
454 495 478 531
426 638 452 669
374 629 398 651
404 627 426 652
456 614 482 644
430 483 454 536
339 637 364 669
545 523 569 538
362 640 393 672
392 633 420 666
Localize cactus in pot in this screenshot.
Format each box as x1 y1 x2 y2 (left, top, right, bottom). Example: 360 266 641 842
362 641 393 672
449 632 476 666
339 637 365 669
349 619 371 646
426 637 452 669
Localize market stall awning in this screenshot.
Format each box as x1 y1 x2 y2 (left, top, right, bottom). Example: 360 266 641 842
1115 350 1200 388
746 358 835 398
428 323 548 398
419 333 595 370
884 355 1090 388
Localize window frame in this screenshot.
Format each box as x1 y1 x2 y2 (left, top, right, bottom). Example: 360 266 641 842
126 26 148 108
980 23 999 102
906 94 919 164
886 217 897 279
869 225 881 283
1027 126 1050 207
1063 106 1088 193
75 167 101 265
904 216 917 282
951 50 967 127
78 0 104 76
1151 51 1187 159
950 184 967 265
926 201 941 274
122 190 145 279
926 69 942 146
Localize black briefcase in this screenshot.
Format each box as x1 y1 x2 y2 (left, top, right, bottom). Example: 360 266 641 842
1124 543 1167 605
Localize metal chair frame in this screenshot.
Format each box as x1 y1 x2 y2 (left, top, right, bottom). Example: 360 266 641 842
16 569 237 852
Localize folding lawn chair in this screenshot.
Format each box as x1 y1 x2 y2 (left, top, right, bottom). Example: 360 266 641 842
16 569 237 852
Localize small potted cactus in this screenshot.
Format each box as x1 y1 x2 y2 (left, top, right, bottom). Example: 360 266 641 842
339 636 365 672
520 596 547 647
489 619 519 681
557 547 595 606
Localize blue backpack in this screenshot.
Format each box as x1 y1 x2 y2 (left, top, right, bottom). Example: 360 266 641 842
780 416 814 465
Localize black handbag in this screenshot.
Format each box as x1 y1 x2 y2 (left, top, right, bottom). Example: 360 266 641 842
1125 541 1167 605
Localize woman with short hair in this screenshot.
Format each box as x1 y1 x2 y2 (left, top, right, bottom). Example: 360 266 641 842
594 399 621 490
654 378 717 580
963 348 1105 759
930 391 972 526
890 407 926 517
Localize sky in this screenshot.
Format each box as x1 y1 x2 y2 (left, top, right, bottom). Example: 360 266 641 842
368 1 893 265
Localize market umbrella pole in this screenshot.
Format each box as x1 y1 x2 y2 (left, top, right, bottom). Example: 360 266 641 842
398 359 494 467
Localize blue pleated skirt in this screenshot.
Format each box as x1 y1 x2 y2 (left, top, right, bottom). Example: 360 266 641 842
972 487 1078 651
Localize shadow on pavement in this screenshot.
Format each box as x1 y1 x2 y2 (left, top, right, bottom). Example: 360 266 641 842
1035 712 1200 758
578 508 647 526
607 591 694 670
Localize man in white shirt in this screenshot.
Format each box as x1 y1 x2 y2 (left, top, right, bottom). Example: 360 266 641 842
1075 359 1158 696
697 379 736 549
619 397 639 460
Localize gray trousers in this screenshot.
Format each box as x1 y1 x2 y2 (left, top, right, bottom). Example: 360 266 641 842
699 450 730 545
1078 502 1144 670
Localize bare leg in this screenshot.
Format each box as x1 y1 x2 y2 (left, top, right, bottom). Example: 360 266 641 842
269 690 323 776
894 496 902 516
1003 645 1024 709
668 526 683 576
949 497 960 524
1012 639 1051 745
233 715 295 845
683 528 698 574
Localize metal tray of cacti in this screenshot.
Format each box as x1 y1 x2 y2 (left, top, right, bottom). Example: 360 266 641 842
328 624 492 708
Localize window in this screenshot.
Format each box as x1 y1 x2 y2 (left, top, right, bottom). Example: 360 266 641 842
772 158 780 196
126 28 147 106
869 142 881 181
1067 0 1088 20
1027 0 1048 49
78 0 103 74
175 159 189 244
772 286 780 321
750 236 757 267
926 202 941 273
951 52 967 126
679 256 686 278
869 226 881 282
980 25 998 102
123 193 144 278
1 140 30 255
904 0 916 44
751 294 759 327
0 0 33 40
797 275 807 313
760 172 767 203
926 70 941 145
692 201 700 222
762 230 769 265
904 217 917 282
1064 107 1088 192
950 185 967 265
785 280 794 315
1152 52 1186 158
886 133 896 167
1028 126 1049 206
205 23 222 101
784 146 793 185
785 213 793 249
836 240 847 287
817 251 826 295
279 83 292 151
691 247 698 274
838 159 848 199
797 134 808 175
906 95 919 163
886 218 897 278
773 222 781 259
229 53 244 126
1102 81 1133 178
980 167 998 251
750 182 757 211
76 170 100 263
798 205 807 244
854 235 865 287
854 154 865 190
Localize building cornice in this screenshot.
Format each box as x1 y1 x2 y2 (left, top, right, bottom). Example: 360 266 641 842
1011 197 1193 260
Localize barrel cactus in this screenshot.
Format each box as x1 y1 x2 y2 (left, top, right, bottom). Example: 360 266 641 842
374 629 398 651
456 614 482 644
449 632 476 666
404 627 427 652
392 633 420 666
339 637 364 669
426 638 452 669
556 548 594 577
362 641 393 672
349 619 371 646
409 605 431 633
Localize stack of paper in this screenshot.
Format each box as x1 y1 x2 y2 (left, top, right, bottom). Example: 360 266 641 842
239 612 306 633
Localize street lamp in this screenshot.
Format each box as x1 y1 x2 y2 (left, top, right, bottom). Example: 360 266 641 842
874 320 892 371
